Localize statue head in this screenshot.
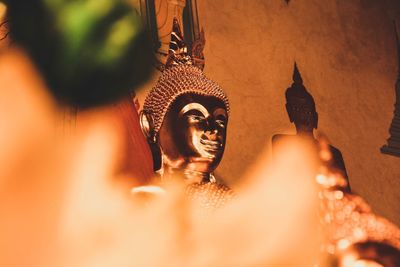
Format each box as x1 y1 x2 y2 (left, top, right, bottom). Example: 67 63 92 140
285 63 318 134
141 18 229 179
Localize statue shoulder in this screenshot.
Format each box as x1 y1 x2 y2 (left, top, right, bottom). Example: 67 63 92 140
328 144 343 157
272 134 296 146
272 134 286 143
328 144 347 170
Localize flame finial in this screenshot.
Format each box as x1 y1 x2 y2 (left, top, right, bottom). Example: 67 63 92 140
165 18 193 69
293 62 303 85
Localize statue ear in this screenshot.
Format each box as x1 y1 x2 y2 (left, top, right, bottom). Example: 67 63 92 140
139 111 162 171
139 111 156 143
286 103 294 123
314 112 319 129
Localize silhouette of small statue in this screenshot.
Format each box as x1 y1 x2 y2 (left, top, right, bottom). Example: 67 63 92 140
272 63 351 192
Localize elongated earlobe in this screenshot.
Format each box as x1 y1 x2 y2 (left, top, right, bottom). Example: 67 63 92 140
139 111 156 143
140 110 162 171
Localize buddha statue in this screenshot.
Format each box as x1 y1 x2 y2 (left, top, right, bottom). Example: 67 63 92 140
136 18 233 210
272 63 350 192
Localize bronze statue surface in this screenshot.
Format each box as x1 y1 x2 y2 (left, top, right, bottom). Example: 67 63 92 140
137 18 233 210
158 94 228 178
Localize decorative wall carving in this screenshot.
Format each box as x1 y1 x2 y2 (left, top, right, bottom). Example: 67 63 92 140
139 0 201 70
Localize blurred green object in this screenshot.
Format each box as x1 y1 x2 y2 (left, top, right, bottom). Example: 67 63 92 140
5 0 153 108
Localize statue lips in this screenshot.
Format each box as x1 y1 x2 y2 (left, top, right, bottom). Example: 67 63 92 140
199 138 222 156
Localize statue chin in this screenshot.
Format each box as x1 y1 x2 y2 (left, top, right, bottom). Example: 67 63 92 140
186 155 222 173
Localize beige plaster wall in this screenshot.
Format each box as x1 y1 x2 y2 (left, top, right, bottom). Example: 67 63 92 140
195 0 400 225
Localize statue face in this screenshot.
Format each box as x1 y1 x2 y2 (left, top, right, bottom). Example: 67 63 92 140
286 98 318 133
158 94 228 173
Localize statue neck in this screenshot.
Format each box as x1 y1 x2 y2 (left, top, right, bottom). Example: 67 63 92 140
161 165 213 184
184 169 212 183
295 127 314 138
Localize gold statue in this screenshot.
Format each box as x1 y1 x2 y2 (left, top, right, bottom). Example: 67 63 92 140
138 18 233 209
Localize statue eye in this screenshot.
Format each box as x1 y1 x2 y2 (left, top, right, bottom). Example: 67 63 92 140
187 114 205 122
216 119 226 128
214 113 227 128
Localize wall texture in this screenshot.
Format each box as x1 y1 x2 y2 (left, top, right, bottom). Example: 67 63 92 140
137 0 400 225
196 0 400 225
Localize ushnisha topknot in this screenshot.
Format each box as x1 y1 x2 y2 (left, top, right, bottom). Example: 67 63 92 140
285 62 315 106
143 18 229 135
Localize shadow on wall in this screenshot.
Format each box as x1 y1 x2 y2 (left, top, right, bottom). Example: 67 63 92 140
272 63 350 193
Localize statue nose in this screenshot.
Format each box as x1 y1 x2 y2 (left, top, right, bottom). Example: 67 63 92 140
205 117 219 139
206 130 218 141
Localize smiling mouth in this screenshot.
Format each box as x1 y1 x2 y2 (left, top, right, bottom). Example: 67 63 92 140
200 139 222 153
